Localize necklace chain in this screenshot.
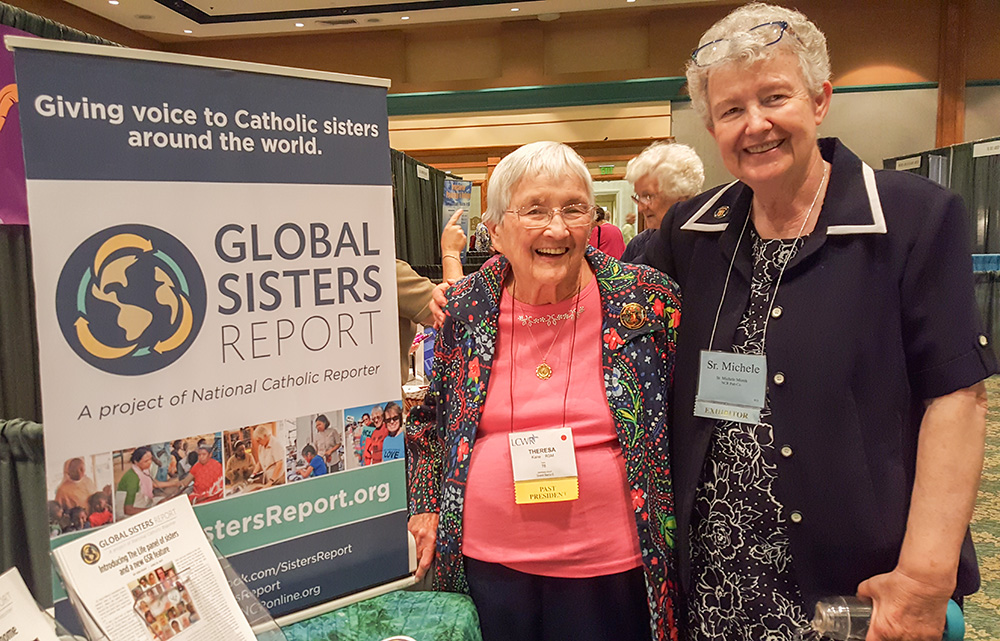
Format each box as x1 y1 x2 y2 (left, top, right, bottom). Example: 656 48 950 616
708 160 829 352
514 286 583 380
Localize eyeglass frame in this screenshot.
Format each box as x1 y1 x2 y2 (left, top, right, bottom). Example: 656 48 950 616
385 415 402 423
631 193 659 206
503 203 597 229
690 21 797 68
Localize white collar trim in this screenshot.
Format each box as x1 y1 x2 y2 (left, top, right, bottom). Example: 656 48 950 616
825 162 888 235
679 181 740 232
679 162 888 236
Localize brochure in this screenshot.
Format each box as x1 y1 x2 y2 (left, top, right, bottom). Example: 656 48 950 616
51 497 257 641
0 567 61 641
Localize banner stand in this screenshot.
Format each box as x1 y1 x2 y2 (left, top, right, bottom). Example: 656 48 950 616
271 534 417 628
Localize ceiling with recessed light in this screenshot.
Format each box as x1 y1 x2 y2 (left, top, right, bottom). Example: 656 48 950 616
62 0 711 42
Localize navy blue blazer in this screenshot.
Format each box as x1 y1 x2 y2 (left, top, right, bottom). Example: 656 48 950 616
642 138 998 607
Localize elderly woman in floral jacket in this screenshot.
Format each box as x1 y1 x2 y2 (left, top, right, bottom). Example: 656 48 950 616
406 141 681 641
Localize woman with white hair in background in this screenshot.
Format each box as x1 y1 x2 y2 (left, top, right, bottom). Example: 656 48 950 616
642 3 996 639
407 140 683 640
620 141 705 264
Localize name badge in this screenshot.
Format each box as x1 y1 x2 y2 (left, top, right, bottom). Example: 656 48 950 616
694 350 766 424
508 427 579 504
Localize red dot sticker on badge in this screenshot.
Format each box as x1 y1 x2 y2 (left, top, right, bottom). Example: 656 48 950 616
561 435 567 440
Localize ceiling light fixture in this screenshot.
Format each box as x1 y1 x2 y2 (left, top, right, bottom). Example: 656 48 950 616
401 16 410 20
108 0 119 5
511 7 519 11
183 29 192 33
295 22 304 27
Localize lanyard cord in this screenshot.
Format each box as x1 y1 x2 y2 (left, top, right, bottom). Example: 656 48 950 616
707 161 829 354
509 276 582 433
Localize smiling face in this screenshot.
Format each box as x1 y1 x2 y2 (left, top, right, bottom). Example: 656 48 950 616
706 51 831 194
371 406 384 428
489 172 593 303
385 408 402 436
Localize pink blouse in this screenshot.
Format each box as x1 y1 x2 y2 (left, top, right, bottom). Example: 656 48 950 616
462 276 642 578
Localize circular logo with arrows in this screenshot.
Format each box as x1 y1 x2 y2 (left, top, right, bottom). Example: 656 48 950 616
55 224 207 376
80 543 101 565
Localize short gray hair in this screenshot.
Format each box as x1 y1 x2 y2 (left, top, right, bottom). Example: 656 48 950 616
484 141 594 226
686 2 831 127
625 142 705 200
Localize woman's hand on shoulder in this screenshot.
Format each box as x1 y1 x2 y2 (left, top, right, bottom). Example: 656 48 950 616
408 512 439 581
857 568 953 641
429 281 453 328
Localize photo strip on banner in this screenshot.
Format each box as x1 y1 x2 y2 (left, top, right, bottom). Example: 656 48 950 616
8 35 411 632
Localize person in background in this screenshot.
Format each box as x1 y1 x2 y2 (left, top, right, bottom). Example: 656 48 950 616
48 500 64 536
251 424 283 486
297 444 328 478
351 416 367 465
407 141 681 641
378 402 405 461
359 405 381 458
474 220 493 254
117 446 180 517
87 491 113 528
364 403 391 465
396 208 468 383
313 413 342 470
225 439 255 485
621 210 638 245
182 444 223 503
55 457 98 511
588 205 626 259
644 4 997 639
64 506 89 532
621 142 705 263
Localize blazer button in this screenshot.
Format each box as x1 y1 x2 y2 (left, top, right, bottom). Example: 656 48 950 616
773 372 786 386
789 511 803 524
770 306 783 319
780 445 793 458
980 335 989 347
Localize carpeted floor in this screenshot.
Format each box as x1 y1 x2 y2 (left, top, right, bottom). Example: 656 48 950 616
966 375 1000 639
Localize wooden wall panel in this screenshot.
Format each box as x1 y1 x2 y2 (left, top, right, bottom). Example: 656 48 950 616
404 25 501 84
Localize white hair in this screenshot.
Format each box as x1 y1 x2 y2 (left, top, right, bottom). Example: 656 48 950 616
686 2 831 127
483 141 594 226
625 142 705 199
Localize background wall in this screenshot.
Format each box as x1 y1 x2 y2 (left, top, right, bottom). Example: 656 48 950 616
4 0 999 200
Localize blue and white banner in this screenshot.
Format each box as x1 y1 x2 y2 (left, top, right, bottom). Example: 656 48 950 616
9 37 408 628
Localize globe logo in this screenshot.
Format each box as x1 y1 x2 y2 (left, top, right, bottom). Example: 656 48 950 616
55 224 207 376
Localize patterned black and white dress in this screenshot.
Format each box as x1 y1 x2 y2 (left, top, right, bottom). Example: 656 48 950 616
688 230 812 641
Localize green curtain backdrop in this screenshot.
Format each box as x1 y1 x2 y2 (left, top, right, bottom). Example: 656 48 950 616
0 1 120 604
391 148 446 267
0 418 49 605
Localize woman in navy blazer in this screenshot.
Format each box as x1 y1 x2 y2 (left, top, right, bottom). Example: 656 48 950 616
642 4 997 640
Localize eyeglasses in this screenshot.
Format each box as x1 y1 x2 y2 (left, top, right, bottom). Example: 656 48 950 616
631 193 658 206
691 21 796 68
505 203 596 229
386 415 401 423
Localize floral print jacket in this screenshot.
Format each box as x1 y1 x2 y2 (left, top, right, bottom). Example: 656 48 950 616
405 248 681 641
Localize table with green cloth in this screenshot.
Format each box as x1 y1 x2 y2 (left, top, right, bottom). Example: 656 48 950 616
281 591 482 641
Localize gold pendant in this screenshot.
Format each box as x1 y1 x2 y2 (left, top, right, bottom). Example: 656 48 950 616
535 363 553 380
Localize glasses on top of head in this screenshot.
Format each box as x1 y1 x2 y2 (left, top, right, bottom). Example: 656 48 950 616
631 193 658 206
691 21 795 68
505 203 596 229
